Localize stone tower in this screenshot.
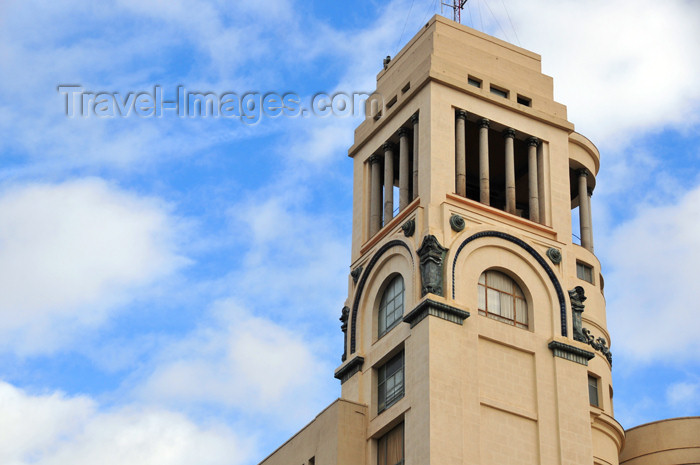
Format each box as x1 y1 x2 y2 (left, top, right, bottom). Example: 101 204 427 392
335 15 622 465
259 15 623 465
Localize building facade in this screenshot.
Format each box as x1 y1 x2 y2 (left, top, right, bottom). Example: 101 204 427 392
258 15 696 465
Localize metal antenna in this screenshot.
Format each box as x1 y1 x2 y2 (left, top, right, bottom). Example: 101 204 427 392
441 0 468 23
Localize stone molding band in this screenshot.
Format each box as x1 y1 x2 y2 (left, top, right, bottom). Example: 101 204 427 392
548 341 595 366
403 298 470 328
334 356 364 384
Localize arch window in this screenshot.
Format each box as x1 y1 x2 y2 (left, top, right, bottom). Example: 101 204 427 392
478 270 528 329
378 275 405 337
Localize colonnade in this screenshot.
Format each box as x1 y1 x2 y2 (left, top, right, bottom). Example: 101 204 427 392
369 114 419 236
455 110 543 224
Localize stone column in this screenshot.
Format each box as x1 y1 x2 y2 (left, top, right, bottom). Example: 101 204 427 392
587 188 594 251
383 142 395 224
527 137 540 223
455 110 467 197
478 118 490 205
412 113 419 200
537 142 548 226
504 128 516 214
398 127 410 211
578 169 593 251
369 154 382 236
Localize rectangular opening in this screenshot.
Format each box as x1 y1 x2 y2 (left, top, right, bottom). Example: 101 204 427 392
401 82 410 93
490 85 508 99
468 76 482 88
377 422 404 465
308 458 315 465
576 261 593 284
378 351 404 413
588 375 599 407
517 94 532 106
386 95 398 109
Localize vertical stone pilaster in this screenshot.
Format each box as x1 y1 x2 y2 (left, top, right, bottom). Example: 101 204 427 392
478 118 490 205
398 127 410 211
455 110 467 197
527 137 540 223
504 128 516 214
383 142 395 224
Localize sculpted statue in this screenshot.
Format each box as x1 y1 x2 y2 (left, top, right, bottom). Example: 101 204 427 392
568 286 587 343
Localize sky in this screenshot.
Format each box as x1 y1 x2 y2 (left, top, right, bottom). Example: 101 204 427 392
0 0 699 463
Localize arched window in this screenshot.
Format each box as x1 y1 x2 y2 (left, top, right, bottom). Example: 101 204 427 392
478 270 528 329
378 275 405 337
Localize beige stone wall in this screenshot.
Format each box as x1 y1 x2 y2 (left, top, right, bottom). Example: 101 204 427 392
258 399 367 465
620 417 700 465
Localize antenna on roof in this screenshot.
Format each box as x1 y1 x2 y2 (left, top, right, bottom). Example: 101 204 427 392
441 0 468 23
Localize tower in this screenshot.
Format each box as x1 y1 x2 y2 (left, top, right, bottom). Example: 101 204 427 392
260 15 623 465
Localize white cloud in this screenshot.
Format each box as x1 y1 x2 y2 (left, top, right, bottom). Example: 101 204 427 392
136 299 333 428
0 178 187 354
226 188 350 319
0 381 254 465
604 183 700 362
479 0 700 149
666 381 700 408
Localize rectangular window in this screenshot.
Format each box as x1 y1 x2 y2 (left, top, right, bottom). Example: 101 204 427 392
386 95 398 109
517 94 531 106
468 76 482 88
577 262 593 283
377 422 404 465
588 375 599 407
378 351 404 412
490 85 508 98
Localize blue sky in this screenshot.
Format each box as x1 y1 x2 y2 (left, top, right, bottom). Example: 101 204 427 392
0 0 699 463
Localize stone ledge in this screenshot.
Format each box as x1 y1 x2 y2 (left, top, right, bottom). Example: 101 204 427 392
403 298 470 328
548 340 595 366
334 356 364 384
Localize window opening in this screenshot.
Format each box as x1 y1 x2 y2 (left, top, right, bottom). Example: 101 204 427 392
379 276 405 337
577 262 593 284
517 95 531 106
468 76 482 88
378 351 405 412
478 270 528 329
377 422 404 465
490 85 508 98
588 375 599 407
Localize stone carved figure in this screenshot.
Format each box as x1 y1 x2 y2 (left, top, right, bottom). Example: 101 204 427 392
417 235 447 297
401 219 415 237
350 266 363 284
340 306 350 361
568 286 587 343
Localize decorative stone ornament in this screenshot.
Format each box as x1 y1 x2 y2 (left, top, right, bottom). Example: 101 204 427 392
350 266 363 284
546 247 562 264
401 218 415 237
449 214 465 232
568 286 587 343
340 306 349 362
417 235 448 297
582 329 613 364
